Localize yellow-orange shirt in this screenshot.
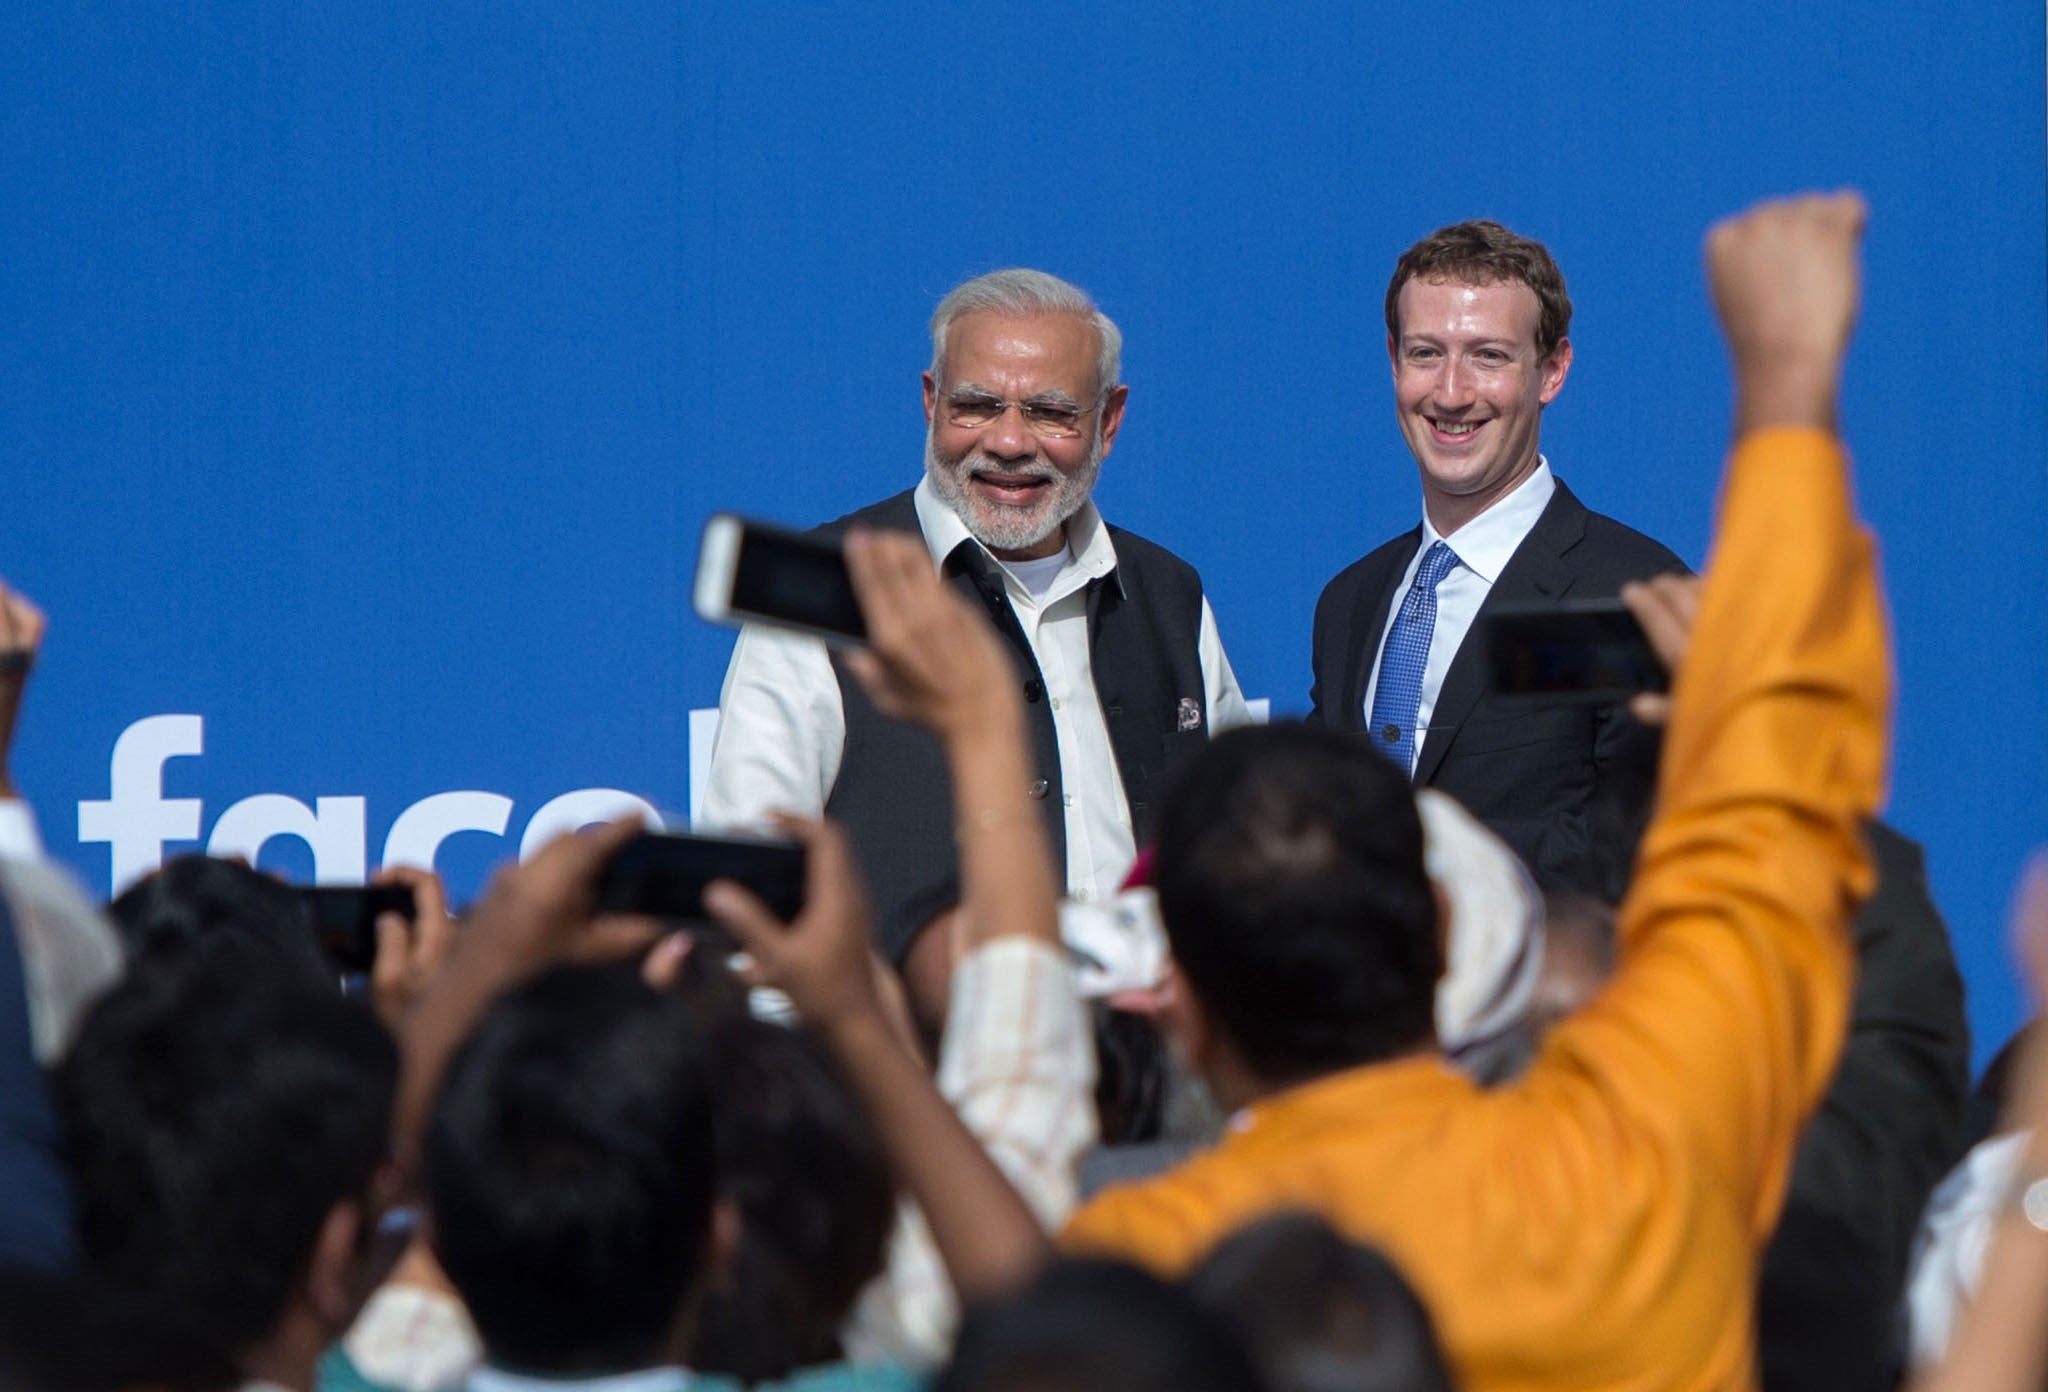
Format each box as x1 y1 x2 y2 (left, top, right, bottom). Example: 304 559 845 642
1062 428 1890 1392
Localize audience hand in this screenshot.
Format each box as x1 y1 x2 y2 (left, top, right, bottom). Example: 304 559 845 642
368 865 456 1032
0 580 48 799
1706 191 1866 435
704 815 884 1039
840 527 1018 742
459 816 657 980
1618 574 1703 726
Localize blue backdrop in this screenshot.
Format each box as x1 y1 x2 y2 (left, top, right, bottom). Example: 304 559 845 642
4 2 2043 1066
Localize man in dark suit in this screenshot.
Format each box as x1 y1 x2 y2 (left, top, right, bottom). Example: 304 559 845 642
1309 220 1683 899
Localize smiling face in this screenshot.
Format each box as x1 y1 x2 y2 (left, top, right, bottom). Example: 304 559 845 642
921 310 1127 560
1389 277 1572 536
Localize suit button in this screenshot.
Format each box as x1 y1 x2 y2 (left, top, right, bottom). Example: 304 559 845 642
1027 779 1050 799
1024 680 1044 703
1382 723 1401 742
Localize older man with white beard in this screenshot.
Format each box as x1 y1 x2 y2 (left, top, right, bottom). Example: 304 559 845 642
701 269 1249 1023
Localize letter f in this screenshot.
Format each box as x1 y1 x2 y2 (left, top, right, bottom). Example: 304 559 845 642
78 715 204 893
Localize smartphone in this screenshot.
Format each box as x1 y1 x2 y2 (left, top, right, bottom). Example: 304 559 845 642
296 885 416 976
593 831 807 948
1484 599 1668 703
694 513 867 644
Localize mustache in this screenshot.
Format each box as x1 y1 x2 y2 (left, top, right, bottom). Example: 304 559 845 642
953 452 1061 482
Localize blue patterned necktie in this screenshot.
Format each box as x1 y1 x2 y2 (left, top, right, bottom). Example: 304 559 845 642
1367 540 1462 773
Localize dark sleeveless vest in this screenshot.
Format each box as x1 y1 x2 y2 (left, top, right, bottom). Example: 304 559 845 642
818 490 1210 961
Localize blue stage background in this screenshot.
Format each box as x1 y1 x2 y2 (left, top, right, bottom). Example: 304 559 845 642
4 2 2043 1066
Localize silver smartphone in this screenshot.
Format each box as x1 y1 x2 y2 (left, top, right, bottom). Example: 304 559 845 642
693 513 867 644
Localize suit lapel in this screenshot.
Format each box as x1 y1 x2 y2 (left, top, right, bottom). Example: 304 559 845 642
1413 483 1590 786
1346 530 1422 729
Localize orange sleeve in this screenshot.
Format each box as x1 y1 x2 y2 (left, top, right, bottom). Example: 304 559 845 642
1541 425 1890 1239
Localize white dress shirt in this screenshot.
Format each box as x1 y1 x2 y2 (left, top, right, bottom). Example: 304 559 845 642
700 478 1251 904
1362 460 1557 775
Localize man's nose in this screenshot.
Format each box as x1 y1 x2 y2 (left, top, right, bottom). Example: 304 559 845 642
1433 359 1476 409
978 403 1037 459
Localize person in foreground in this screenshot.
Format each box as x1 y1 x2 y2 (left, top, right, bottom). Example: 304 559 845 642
718 190 1888 1392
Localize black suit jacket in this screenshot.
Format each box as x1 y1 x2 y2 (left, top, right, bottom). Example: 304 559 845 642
1309 479 1685 899
1756 823 1971 1392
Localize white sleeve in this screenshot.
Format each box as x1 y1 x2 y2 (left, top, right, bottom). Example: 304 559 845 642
0 801 44 861
1198 596 1254 732
843 937 1097 1368
697 624 845 830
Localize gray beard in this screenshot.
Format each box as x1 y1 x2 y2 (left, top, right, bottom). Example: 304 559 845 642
922 426 1101 555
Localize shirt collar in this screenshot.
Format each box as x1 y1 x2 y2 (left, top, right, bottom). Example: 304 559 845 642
911 474 1124 601
470 1366 697 1392
1422 458 1555 585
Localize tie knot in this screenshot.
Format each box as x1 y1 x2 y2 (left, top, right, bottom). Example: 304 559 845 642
1415 541 1461 591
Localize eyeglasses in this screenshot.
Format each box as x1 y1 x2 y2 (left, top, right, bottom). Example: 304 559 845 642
941 389 1099 440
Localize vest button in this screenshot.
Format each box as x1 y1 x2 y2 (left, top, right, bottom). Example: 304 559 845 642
1024 680 1044 702
1027 779 1050 799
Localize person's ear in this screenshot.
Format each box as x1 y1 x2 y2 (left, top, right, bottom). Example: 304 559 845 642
1095 383 1130 457
305 1198 368 1330
1538 337 1573 405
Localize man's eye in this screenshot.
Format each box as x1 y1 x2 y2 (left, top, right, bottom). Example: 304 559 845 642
1022 404 1080 428
950 396 1002 417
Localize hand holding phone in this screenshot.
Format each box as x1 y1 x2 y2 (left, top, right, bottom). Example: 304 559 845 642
695 514 866 644
593 831 808 951
297 885 417 976
1485 599 1669 703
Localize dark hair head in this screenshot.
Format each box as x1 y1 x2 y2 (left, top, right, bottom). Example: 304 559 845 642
55 957 397 1359
424 963 717 1377
1188 1214 1455 1392
106 855 329 992
689 1018 895 1383
937 1259 1267 1392
1153 723 1439 1083
1385 219 1572 360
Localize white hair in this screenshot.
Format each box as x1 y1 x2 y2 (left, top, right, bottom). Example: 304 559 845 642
928 268 1122 395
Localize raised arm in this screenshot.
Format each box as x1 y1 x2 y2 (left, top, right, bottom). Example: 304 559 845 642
709 527 1057 1303
1545 193 1888 1228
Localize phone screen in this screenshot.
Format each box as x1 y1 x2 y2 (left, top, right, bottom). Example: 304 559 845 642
297 885 416 976
593 832 807 948
729 525 867 642
1485 601 1667 702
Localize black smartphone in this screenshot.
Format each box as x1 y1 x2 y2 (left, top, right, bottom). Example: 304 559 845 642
296 885 416 976
1485 599 1668 703
694 513 867 644
593 831 807 948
